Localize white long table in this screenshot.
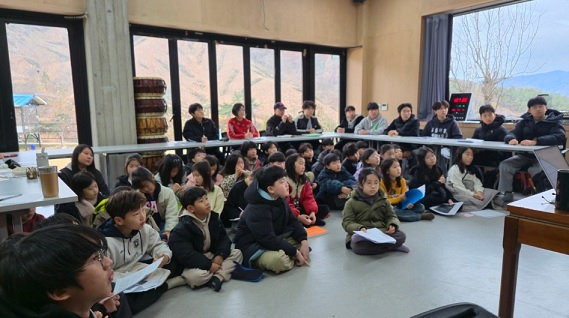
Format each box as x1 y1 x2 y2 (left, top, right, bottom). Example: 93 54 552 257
0 176 77 239
3 132 548 188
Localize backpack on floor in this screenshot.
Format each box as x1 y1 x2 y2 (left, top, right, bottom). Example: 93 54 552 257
532 171 552 193
513 171 535 195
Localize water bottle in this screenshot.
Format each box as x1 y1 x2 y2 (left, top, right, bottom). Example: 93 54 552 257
36 147 49 168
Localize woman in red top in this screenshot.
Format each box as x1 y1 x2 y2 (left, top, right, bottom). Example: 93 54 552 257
227 103 259 139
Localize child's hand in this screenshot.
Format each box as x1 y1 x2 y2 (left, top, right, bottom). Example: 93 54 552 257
473 192 484 200
295 250 308 266
311 182 318 189
360 227 367 233
448 199 454 205
338 193 348 199
163 231 171 242
341 186 352 195
407 203 414 209
298 214 312 226
308 212 316 224
209 262 221 273
235 167 243 177
100 294 120 314
299 241 310 261
213 255 224 266
438 175 446 183
201 136 208 143
156 254 170 268
172 183 182 192
399 194 406 200
386 225 396 234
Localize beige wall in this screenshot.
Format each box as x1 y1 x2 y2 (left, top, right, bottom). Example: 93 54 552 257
0 0 359 47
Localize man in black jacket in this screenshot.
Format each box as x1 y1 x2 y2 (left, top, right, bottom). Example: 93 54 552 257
265 102 298 136
498 96 566 203
182 103 224 164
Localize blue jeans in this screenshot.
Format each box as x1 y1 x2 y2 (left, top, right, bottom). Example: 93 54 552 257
393 203 425 222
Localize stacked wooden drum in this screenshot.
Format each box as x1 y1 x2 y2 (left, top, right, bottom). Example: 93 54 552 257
133 77 168 172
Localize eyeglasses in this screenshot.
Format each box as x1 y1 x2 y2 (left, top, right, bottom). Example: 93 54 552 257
95 249 108 268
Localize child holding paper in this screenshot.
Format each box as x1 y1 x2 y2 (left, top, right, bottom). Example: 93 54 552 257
409 147 455 209
446 147 500 211
379 158 432 222
342 168 409 255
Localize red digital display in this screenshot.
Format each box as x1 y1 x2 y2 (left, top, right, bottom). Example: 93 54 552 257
453 97 470 103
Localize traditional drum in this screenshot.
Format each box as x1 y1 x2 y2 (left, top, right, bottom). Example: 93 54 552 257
136 116 168 136
135 97 167 116
133 77 167 97
141 151 165 173
137 135 168 144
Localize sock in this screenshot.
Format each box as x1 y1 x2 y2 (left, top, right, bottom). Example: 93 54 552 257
231 261 264 282
166 276 186 290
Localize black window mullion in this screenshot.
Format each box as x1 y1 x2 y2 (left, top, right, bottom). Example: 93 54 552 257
208 41 219 128
168 39 182 142
274 48 281 103
0 22 18 152
243 46 252 119
67 20 92 146
339 51 347 122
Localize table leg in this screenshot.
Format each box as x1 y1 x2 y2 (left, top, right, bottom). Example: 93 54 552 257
499 216 521 318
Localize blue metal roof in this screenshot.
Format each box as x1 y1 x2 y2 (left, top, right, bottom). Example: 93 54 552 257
13 94 47 107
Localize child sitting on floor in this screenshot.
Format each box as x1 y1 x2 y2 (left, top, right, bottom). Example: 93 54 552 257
192 160 225 215
285 154 329 227
409 147 455 209
131 167 179 240
155 154 186 192
379 158 432 222
169 187 259 292
234 165 310 273
342 168 409 254
115 153 143 188
315 153 356 210
446 147 499 212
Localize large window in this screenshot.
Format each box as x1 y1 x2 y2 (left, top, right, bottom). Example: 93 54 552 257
178 41 210 133
132 35 173 141
250 47 275 131
314 53 340 131
450 0 569 120
216 44 244 133
0 10 90 153
280 50 303 112
7 23 77 149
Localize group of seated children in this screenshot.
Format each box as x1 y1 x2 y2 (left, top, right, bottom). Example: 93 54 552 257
11 96 562 317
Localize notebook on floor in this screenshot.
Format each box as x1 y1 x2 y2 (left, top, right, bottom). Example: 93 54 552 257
534 146 569 188
306 226 328 238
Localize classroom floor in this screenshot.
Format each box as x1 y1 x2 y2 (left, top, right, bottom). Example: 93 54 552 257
132 208 569 318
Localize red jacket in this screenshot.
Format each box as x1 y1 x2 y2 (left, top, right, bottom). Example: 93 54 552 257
227 117 259 139
286 178 318 217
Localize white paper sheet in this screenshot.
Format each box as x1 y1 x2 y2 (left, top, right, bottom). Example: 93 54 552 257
470 210 508 218
113 257 164 295
353 228 396 244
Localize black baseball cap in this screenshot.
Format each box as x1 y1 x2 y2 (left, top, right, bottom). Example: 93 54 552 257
274 102 287 110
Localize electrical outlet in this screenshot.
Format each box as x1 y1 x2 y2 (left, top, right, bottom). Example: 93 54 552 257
380 103 388 111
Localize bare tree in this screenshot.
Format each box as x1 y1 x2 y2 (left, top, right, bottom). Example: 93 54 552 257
450 3 542 109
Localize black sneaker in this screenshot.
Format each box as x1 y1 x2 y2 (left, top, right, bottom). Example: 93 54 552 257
315 219 326 226
208 276 222 292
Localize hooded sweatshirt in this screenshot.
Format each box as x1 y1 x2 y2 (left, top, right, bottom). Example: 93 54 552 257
168 209 231 270
354 114 388 135
422 114 463 139
234 180 307 266
98 219 172 280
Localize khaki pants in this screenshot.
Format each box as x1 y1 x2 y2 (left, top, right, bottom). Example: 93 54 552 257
254 237 299 274
181 249 243 288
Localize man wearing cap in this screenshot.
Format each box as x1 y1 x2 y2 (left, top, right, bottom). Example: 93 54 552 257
266 102 299 136
354 102 388 135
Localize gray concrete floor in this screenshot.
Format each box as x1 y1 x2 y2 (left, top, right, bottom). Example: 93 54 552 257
136 209 569 318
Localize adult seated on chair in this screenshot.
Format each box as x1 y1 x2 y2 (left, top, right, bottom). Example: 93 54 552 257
182 103 224 164
265 102 298 136
498 96 566 204
227 103 259 139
